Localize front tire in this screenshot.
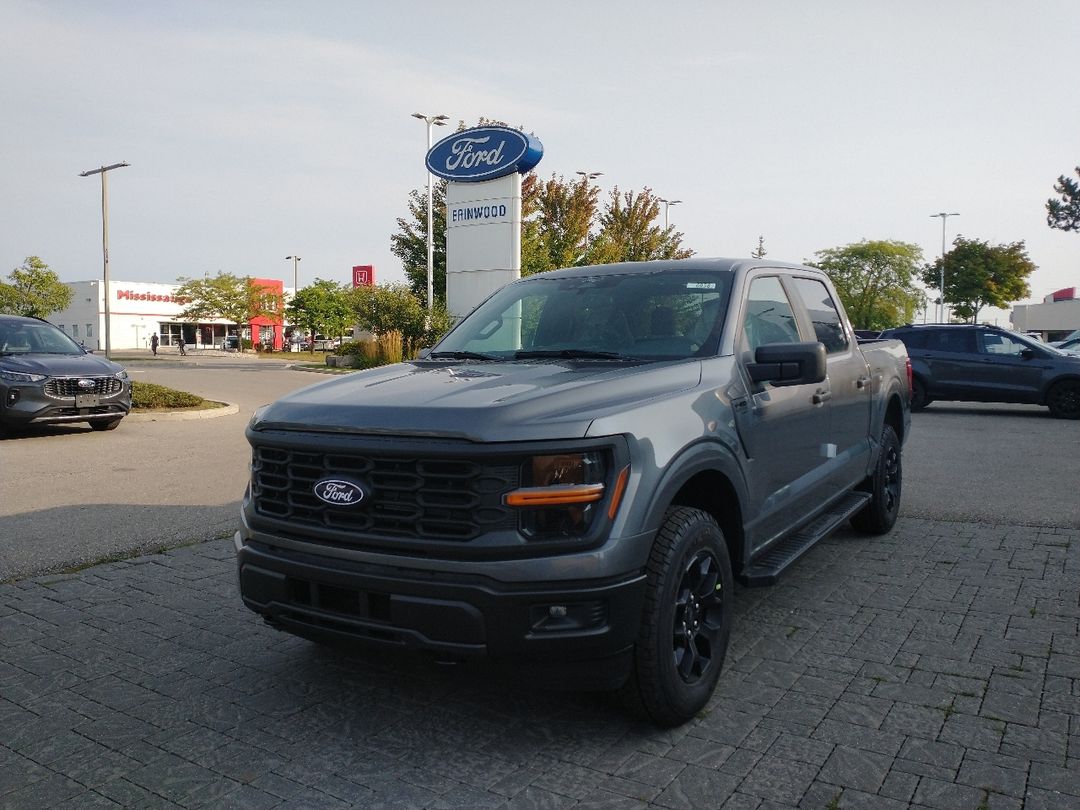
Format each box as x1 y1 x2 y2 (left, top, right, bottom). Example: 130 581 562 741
1046 380 1080 420
620 506 733 727
851 425 902 534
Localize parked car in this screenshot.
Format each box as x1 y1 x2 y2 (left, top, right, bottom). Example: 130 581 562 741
237 258 911 725
1049 336 1080 353
880 323 1080 419
307 334 341 351
0 314 131 434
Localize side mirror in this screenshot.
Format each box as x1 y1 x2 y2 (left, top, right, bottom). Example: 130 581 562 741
1020 348 1037 360
747 341 827 386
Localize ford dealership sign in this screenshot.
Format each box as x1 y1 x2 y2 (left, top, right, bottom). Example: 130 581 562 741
426 126 543 182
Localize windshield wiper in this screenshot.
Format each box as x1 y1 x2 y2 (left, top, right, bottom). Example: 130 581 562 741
514 349 639 360
428 350 499 361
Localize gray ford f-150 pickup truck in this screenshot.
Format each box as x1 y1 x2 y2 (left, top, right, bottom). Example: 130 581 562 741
237 258 911 725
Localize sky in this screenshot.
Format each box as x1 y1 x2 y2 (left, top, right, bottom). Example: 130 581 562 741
2 1 1078 325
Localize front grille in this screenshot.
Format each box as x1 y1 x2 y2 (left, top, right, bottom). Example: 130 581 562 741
251 446 519 542
44 376 124 399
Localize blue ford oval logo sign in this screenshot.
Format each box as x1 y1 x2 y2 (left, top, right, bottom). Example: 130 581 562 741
426 126 544 182
313 479 365 507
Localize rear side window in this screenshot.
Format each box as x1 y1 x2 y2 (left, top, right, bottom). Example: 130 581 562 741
790 277 849 354
893 330 928 350
929 329 976 354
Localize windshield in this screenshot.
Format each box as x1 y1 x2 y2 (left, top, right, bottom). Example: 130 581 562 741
0 320 87 356
433 269 733 361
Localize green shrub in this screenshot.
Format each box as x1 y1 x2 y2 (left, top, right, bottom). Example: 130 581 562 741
131 381 208 410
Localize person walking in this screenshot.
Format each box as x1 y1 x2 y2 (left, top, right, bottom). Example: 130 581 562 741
150 333 159 356
178 334 187 356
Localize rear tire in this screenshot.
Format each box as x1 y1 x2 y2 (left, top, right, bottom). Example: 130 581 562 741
851 425 902 535
620 506 733 727
1046 380 1080 420
89 418 123 431
910 378 931 412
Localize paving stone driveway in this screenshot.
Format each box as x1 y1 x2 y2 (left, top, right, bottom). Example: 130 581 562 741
1 518 1077 809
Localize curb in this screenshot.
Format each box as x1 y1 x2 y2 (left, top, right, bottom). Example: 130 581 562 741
127 402 240 422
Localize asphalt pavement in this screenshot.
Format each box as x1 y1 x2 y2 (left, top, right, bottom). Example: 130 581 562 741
1 361 1078 808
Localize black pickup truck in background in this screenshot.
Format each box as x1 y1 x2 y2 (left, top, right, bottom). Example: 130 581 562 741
881 323 1080 418
237 258 911 725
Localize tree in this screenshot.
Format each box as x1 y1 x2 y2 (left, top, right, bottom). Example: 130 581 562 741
1046 166 1080 232
286 279 353 353
174 273 282 336
920 237 1035 323
347 282 454 357
808 240 925 330
392 179 448 304
521 173 601 274
0 256 72 318
588 187 694 264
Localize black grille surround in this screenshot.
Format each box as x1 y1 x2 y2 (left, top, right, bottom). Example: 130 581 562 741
44 376 124 399
245 429 624 559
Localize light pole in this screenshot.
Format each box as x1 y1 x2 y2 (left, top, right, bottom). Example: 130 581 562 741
285 255 301 295
930 212 959 322
658 197 682 229
413 112 449 311
575 172 603 262
79 161 129 358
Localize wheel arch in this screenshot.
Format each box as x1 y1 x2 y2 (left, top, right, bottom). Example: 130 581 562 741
639 443 748 576
1041 373 1080 404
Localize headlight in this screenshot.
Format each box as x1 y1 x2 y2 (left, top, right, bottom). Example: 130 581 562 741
505 452 607 540
114 370 129 380
0 370 47 383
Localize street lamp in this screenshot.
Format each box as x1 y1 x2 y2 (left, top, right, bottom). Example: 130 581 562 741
657 197 682 229
930 212 959 323
79 161 129 358
575 170 603 185
285 256 301 295
413 112 449 311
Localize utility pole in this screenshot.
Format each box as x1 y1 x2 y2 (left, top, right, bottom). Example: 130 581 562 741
79 162 130 358
930 212 959 322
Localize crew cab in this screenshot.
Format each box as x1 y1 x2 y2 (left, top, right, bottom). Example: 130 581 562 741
236 258 911 725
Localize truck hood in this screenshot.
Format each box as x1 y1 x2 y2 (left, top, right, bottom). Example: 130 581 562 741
252 359 702 442
0 353 124 377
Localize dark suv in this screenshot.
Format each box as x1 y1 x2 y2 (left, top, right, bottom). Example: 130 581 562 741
880 324 1080 419
0 314 132 433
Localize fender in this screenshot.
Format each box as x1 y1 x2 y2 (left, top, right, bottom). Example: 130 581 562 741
637 438 749 540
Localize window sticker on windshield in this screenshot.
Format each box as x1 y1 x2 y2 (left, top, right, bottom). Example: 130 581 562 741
686 282 716 289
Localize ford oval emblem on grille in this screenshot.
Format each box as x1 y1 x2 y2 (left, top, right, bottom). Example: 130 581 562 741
313 479 365 507
77 379 97 389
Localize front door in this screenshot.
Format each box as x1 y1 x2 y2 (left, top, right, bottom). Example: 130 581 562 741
731 275 832 552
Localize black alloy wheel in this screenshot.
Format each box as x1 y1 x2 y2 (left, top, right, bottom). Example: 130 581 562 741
672 549 726 683
852 425 902 535
620 506 734 727
1047 380 1080 420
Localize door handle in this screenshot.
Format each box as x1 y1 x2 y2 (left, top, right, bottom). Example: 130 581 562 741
856 376 871 389
813 390 831 405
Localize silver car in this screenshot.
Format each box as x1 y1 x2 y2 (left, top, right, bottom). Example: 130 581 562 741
0 315 131 434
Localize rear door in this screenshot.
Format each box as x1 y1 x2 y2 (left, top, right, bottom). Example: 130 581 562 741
788 276 873 497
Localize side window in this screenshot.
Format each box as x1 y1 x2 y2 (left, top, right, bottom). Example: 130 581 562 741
933 329 976 354
743 276 801 353
896 330 927 350
790 277 849 354
979 332 1028 357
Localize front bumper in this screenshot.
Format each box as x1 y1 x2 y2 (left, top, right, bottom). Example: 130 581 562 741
0 383 130 426
236 534 647 689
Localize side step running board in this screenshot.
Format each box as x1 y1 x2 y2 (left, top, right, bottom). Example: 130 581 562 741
739 491 871 587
